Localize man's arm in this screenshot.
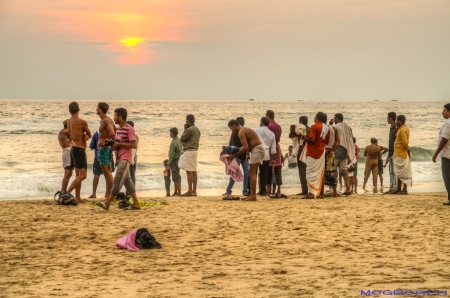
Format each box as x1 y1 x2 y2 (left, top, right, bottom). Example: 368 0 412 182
377 149 382 159
167 142 175 167
400 129 409 151
364 147 368 157
330 127 340 154
227 130 249 161
105 121 115 140
180 128 192 143
380 146 388 155
83 120 92 141
433 137 449 162
304 125 316 144
112 140 136 149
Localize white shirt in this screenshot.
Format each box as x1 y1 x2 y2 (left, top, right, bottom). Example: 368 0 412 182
254 126 276 161
438 118 450 159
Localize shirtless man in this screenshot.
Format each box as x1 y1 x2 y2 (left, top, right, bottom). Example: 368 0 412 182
363 138 382 190
227 120 265 201
58 119 73 191
96 102 116 199
66 102 92 203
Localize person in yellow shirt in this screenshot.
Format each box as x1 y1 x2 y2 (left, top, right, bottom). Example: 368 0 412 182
393 115 412 194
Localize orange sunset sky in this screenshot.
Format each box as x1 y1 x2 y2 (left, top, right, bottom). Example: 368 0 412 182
0 0 449 100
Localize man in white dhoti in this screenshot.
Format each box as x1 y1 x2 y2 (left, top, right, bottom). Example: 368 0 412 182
179 114 201 196
300 112 330 199
393 115 411 194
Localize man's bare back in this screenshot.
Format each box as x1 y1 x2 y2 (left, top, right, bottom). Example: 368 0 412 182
365 144 381 160
238 127 262 151
58 128 72 149
68 116 91 149
98 116 115 148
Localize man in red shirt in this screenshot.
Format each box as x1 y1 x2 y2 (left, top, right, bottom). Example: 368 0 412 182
300 112 330 199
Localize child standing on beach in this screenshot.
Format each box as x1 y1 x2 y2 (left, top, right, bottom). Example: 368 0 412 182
163 160 171 197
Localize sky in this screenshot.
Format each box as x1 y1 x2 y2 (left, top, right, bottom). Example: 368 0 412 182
0 0 449 100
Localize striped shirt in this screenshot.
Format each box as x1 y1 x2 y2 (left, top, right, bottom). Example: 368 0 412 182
115 124 136 164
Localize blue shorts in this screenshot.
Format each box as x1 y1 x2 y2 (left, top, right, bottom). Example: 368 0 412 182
93 158 103 175
98 148 112 166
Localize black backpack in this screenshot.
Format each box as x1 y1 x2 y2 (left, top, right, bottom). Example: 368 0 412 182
54 191 78 206
135 228 162 249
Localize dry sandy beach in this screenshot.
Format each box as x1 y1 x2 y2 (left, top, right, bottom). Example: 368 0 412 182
0 193 449 297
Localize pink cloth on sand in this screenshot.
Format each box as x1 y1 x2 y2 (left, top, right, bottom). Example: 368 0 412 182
219 154 244 182
116 229 140 251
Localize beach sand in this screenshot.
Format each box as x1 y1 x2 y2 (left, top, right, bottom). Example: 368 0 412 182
0 193 449 297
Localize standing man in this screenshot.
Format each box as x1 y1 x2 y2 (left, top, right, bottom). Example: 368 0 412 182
266 110 283 198
65 102 91 203
296 116 309 195
223 117 249 198
362 138 382 190
96 108 140 211
432 103 450 205
393 115 411 195
227 120 265 201
96 102 116 199
383 112 398 194
254 117 276 196
58 119 73 191
330 113 355 195
167 127 182 196
300 112 330 199
179 114 201 196
127 120 138 190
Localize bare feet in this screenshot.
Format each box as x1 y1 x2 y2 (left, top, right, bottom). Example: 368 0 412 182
88 194 96 198
241 196 257 201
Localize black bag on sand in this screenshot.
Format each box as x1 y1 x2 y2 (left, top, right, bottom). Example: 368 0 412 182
135 228 162 249
54 191 78 206
116 192 130 209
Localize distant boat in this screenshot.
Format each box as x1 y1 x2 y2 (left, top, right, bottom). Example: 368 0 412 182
298 100 304 102
249 98 254 101
391 100 398 102
374 100 378 101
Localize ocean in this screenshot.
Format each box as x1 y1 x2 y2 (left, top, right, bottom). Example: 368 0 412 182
0 100 446 200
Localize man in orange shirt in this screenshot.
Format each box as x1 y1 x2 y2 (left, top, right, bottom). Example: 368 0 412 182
300 112 330 199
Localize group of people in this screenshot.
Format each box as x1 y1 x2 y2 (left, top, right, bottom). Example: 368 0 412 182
58 102 450 206
57 102 202 211
223 105 450 204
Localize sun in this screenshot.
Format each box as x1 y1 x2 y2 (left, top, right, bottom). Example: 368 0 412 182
120 37 145 51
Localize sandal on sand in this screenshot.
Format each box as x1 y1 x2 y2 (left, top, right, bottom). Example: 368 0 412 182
241 197 257 201
88 195 96 198
301 195 315 199
181 193 197 197
96 201 109 211
222 195 239 201
123 205 141 210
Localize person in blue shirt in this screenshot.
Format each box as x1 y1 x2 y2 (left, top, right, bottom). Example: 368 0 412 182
89 130 104 198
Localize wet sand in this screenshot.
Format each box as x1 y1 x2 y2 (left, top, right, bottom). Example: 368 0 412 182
0 193 449 297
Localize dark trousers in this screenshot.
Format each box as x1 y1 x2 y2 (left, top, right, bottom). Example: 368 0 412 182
297 159 308 194
164 170 171 194
443 157 450 201
259 160 270 195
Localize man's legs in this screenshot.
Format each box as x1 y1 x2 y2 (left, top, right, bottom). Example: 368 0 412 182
100 165 113 198
241 159 249 195
91 174 100 197
244 163 259 201
389 157 397 191
298 161 308 195
61 169 72 191
67 168 87 203
130 164 136 187
193 171 197 195
442 157 450 202
259 161 269 195
185 171 197 195
274 166 282 195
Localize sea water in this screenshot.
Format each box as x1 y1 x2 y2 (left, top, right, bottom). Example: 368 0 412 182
0 100 446 199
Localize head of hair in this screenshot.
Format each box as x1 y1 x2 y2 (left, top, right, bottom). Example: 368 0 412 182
126 120 134 128
299 116 308 125
397 114 406 124
323 113 328 124
98 102 109 114
353 137 356 143
266 110 275 119
163 159 168 166
69 102 79 114
236 117 245 126
371 137 377 144
170 127 178 136
387 112 397 122
316 112 326 123
114 108 127 121
444 103 450 111
228 119 240 127
334 113 344 122
186 114 195 124
260 117 269 126
289 145 293 149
